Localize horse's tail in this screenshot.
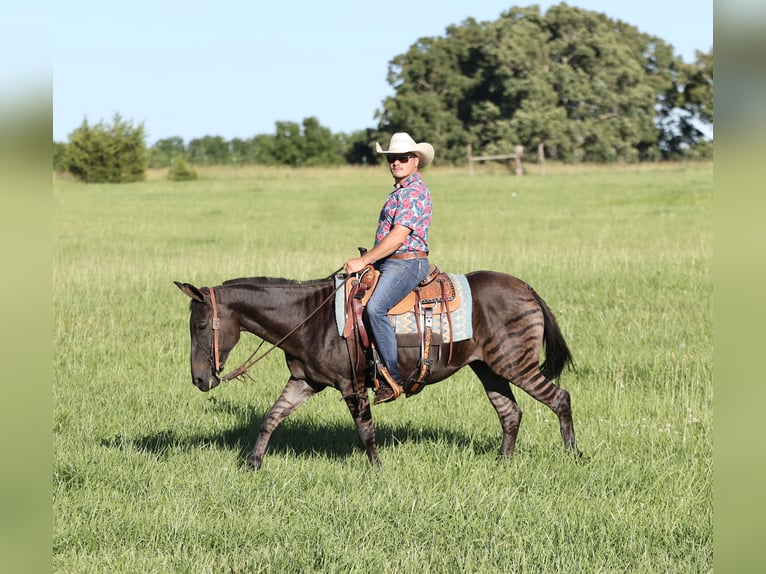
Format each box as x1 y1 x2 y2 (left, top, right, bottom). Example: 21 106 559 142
529 286 575 381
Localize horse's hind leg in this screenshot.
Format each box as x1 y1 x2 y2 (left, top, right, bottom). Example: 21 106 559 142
248 377 319 470
507 364 578 454
470 362 522 459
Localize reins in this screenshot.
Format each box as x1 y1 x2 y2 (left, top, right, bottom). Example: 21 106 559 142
208 267 348 383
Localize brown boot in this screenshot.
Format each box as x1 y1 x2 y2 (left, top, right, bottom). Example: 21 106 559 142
374 367 403 405
374 382 399 404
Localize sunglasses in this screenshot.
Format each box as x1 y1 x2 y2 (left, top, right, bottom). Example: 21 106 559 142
388 154 416 164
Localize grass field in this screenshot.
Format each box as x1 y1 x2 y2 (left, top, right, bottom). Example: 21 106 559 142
53 163 712 573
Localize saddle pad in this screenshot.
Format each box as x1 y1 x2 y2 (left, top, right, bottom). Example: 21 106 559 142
335 273 473 342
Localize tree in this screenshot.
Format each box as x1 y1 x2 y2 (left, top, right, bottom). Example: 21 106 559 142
53 141 68 172
66 114 147 183
548 5 665 161
187 135 230 165
149 137 186 168
378 3 712 163
229 137 256 165
344 129 382 165
687 49 713 126
250 134 278 165
300 117 341 166
682 48 713 159
379 22 481 164
271 121 303 166
658 47 713 158
265 117 341 166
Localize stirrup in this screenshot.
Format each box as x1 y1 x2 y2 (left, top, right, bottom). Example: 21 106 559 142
376 365 403 399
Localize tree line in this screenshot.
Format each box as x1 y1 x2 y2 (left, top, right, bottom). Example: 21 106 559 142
54 3 712 182
144 118 380 169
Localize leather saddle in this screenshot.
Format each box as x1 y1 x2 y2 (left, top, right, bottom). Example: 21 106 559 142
342 263 460 395
345 263 461 317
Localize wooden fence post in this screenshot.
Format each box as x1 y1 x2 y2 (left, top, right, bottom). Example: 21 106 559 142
514 145 524 175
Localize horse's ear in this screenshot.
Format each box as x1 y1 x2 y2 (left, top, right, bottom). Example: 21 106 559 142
174 281 205 302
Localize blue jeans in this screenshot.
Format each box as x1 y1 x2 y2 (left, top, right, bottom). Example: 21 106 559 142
366 256 430 384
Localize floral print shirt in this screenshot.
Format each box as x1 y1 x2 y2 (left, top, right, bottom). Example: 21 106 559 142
374 172 432 254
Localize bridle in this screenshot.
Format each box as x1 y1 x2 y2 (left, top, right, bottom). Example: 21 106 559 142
208 287 223 376
205 272 349 383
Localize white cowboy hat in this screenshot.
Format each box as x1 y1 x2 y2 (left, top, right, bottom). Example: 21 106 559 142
375 132 435 167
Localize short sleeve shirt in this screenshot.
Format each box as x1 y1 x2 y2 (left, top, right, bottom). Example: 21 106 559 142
374 172 432 254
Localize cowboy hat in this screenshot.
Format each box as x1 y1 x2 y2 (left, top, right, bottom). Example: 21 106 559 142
375 132 435 167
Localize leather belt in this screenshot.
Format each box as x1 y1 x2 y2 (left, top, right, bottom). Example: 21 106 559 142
389 251 428 260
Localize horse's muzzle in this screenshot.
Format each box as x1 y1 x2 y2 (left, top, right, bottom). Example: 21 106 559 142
193 372 221 392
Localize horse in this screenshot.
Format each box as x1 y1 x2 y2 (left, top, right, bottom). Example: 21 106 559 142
175 270 579 469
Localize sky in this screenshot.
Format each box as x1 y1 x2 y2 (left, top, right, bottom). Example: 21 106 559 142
44 1 714 145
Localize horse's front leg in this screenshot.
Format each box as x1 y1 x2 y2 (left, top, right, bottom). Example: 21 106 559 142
248 376 320 470
341 382 381 467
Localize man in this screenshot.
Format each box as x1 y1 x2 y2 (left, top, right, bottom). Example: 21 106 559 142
344 132 434 404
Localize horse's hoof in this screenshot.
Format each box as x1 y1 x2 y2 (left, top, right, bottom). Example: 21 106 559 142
568 448 587 463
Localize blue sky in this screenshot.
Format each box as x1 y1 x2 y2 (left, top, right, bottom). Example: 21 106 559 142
48 1 714 145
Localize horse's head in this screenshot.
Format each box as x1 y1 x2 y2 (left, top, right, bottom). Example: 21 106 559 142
175 281 241 392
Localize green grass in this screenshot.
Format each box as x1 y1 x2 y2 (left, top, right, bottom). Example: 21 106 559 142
54 163 712 573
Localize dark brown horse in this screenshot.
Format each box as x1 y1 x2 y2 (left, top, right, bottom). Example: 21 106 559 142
175 271 578 469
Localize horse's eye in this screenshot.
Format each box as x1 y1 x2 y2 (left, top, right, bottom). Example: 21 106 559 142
194 322 207 331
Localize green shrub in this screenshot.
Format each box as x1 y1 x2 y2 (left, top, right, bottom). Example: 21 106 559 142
66 114 147 183
167 156 198 181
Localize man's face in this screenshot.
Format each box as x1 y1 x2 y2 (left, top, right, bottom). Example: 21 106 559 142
388 153 420 182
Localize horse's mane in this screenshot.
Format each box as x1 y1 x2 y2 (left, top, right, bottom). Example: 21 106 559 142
222 276 332 287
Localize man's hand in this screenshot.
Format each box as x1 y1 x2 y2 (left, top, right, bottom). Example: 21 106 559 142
344 257 367 274
343 224 411 274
